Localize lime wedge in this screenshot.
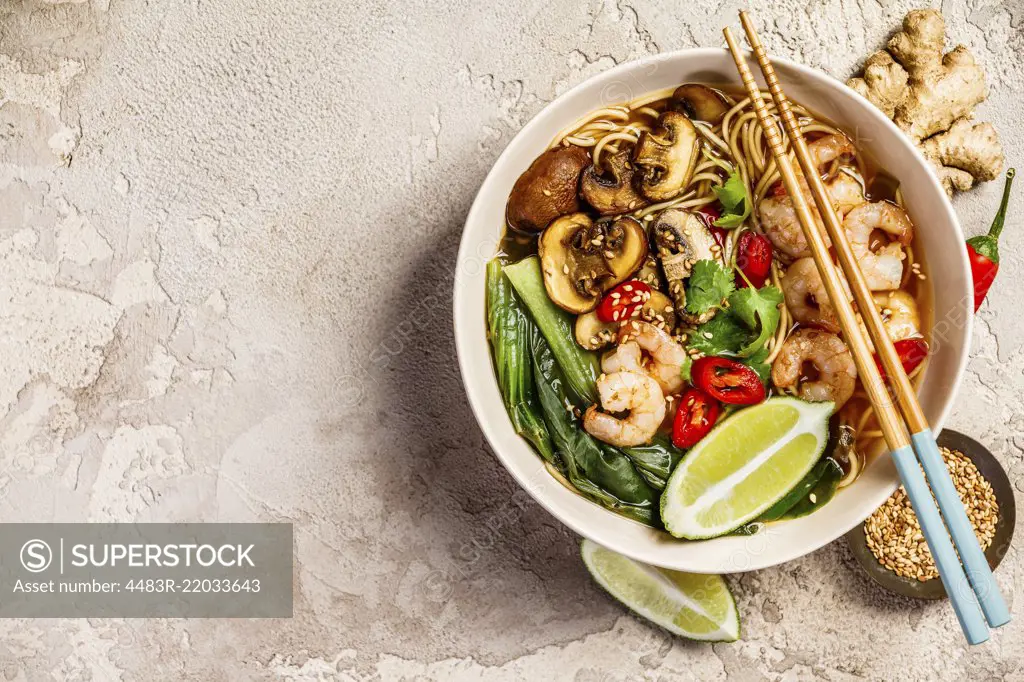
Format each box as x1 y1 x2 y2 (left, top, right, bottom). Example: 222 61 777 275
661 397 833 539
581 539 739 641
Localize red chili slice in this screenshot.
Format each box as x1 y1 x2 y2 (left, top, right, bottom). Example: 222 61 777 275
696 205 729 247
697 204 722 228
709 226 729 250
692 356 766 406
873 338 929 381
734 231 773 289
596 280 651 323
672 388 721 448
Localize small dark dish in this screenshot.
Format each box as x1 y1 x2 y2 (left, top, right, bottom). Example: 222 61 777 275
846 429 1016 600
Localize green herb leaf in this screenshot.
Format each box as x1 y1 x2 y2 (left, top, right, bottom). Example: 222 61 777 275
727 285 783 357
742 346 772 384
687 312 749 356
712 171 751 229
685 259 735 315
680 354 693 383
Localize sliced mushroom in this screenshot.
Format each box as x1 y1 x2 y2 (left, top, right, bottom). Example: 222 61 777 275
650 208 723 325
635 254 663 291
580 150 649 215
632 112 701 201
670 84 731 125
575 312 617 350
602 216 649 284
639 290 677 331
539 213 648 313
506 145 591 234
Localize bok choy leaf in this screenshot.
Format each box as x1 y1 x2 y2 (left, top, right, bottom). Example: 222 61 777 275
529 325 657 525
486 259 556 464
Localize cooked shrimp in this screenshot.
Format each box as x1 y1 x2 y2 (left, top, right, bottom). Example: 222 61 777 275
827 172 867 215
758 173 865 259
805 133 856 169
601 340 644 374
843 201 913 290
851 288 925 350
859 290 921 350
877 290 920 341
781 258 850 333
772 328 857 409
617 320 688 394
583 371 666 447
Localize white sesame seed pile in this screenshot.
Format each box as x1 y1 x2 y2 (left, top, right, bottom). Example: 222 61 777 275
865 447 999 582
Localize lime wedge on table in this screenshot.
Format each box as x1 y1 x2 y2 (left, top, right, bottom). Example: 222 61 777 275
661 397 833 540
581 539 740 641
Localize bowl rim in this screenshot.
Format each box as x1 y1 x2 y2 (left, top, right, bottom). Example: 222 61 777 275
453 47 973 572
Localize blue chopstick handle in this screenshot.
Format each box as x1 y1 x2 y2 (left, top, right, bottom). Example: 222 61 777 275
890 444 989 645
912 429 1011 628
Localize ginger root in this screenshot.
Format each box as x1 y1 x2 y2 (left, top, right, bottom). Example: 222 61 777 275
847 9 1003 195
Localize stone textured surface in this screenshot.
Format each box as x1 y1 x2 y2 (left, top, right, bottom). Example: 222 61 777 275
1 0 1022 679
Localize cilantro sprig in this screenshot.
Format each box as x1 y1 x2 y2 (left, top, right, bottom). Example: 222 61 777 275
728 285 784 357
686 281 784 363
684 260 735 316
712 170 751 229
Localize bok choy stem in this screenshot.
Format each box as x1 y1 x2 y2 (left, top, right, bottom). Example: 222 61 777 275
486 259 557 464
503 257 599 405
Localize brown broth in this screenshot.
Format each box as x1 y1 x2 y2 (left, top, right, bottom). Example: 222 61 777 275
498 87 934 433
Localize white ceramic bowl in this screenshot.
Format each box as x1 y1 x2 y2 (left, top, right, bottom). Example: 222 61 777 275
453 49 972 572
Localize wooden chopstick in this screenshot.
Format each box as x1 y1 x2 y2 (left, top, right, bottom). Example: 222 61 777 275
720 28 908 452
737 10 1011 634
722 23 994 645
736 11 923 434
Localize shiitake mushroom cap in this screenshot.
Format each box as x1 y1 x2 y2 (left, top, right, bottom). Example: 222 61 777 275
539 213 648 313
670 84 731 125
650 208 723 325
580 150 649 216
574 311 617 350
633 112 701 202
506 145 590 234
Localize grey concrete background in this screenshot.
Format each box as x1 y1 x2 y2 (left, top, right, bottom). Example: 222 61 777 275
0 0 1021 679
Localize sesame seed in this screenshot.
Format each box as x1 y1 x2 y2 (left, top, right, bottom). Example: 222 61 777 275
865 446 999 582
542 189 552 197
562 264 570 275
